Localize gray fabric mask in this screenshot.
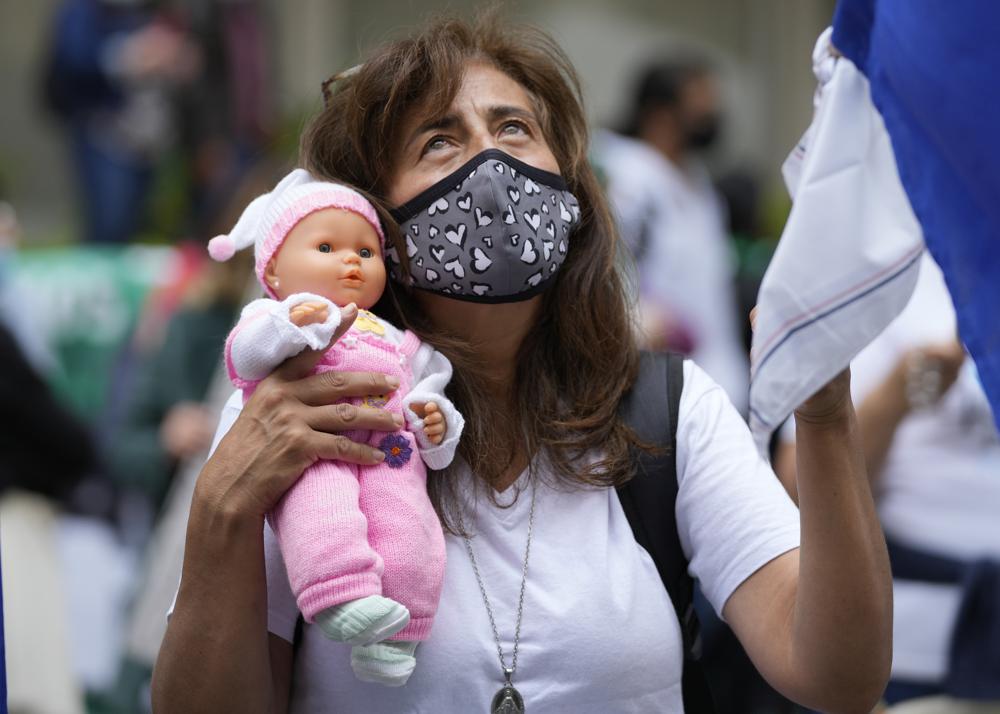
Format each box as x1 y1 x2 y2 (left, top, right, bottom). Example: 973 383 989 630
388 149 581 303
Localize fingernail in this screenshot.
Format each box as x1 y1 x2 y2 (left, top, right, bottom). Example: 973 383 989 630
386 376 400 389
372 449 386 462
392 413 404 427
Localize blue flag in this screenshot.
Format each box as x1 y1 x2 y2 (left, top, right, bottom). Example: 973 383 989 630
833 0 1000 432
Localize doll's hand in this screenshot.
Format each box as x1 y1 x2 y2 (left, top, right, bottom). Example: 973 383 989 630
289 301 330 327
413 401 446 445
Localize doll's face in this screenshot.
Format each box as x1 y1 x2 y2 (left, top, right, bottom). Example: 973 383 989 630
265 207 386 309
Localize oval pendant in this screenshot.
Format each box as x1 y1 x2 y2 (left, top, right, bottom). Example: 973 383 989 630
490 684 525 713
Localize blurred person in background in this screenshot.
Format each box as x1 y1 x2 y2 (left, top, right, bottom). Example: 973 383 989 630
0 190 140 714
0 190 100 714
92 248 250 714
0 186 58 375
776 255 1000 713
0 298 99 506
94 162 276 714
0 184 97 503
0 319 100 714
715 167 774 355
41 0 202 245
105 160 278 532
594 56 749 414
40 0 273 249
169 0 273 240
105 248 250 529
596 60 778 712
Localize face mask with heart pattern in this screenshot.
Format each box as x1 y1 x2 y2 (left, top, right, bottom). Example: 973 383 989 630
388 149 581 302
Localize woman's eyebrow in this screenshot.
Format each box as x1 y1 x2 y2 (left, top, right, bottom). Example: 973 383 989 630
487 105 537 124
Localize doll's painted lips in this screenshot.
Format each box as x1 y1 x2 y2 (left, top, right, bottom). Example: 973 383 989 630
341 270 364 286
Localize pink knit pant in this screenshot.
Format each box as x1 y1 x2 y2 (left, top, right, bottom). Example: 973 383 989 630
260 330 446 641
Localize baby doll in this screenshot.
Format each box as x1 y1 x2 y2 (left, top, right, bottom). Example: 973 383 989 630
207 169 461 687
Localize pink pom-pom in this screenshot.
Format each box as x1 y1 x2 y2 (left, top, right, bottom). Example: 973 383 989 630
207 235 236 261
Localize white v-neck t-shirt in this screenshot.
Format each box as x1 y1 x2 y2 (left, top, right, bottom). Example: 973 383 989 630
205 360 800 713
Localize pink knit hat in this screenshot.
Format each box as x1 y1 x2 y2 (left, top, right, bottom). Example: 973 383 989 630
207 168 385 298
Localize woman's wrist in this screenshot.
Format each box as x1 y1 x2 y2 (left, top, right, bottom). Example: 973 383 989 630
793 368 853 426
191 462 267 532
794 403 851 428
186 489 265 568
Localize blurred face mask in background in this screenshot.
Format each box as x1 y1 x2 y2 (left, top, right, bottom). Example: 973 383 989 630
684 113 722 150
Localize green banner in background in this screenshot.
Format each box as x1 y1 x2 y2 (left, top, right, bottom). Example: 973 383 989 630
5 245 177 421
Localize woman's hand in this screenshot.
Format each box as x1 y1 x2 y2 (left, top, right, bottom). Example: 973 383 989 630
194 304 403 521
750 306 853 424
794 368 852 424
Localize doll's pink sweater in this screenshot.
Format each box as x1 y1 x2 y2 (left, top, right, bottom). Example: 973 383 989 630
224 298 450 641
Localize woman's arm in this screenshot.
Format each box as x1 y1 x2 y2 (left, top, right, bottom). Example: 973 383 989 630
269 634 294 714
154 480 274 713
775 362 911 502
152 306 404 714
724 371 893 713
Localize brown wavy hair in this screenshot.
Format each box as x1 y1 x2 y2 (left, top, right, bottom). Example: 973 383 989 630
300 10 643 532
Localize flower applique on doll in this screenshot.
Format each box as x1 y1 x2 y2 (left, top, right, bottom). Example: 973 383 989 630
207 168 463 686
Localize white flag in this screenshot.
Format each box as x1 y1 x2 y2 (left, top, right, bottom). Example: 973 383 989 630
749 29 924 453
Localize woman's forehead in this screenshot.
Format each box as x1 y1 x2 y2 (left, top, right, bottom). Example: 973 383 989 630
401 62 538 135
455 62 536 108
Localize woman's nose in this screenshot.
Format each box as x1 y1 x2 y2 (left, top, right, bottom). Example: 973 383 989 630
468 132 498 156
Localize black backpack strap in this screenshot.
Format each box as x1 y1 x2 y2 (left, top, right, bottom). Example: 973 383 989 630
618 351 715 713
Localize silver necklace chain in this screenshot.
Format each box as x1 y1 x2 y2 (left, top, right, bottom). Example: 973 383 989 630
459 478 537 686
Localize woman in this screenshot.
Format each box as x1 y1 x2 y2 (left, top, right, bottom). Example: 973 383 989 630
153 14 891 713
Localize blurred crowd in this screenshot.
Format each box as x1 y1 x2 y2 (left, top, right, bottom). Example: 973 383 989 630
2 2 997 714
40 0 272 246
4 1 276 712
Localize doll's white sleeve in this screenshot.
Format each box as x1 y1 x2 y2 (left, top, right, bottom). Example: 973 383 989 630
403 344 465 470
225 293 340 385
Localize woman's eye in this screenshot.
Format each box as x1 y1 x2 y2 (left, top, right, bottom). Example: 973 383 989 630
318 243 331 253
501 120 528 136
423 136 449 154
359 248 373 259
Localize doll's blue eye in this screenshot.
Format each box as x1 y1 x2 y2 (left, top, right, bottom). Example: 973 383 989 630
318 243 331 253
359 248 373 258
